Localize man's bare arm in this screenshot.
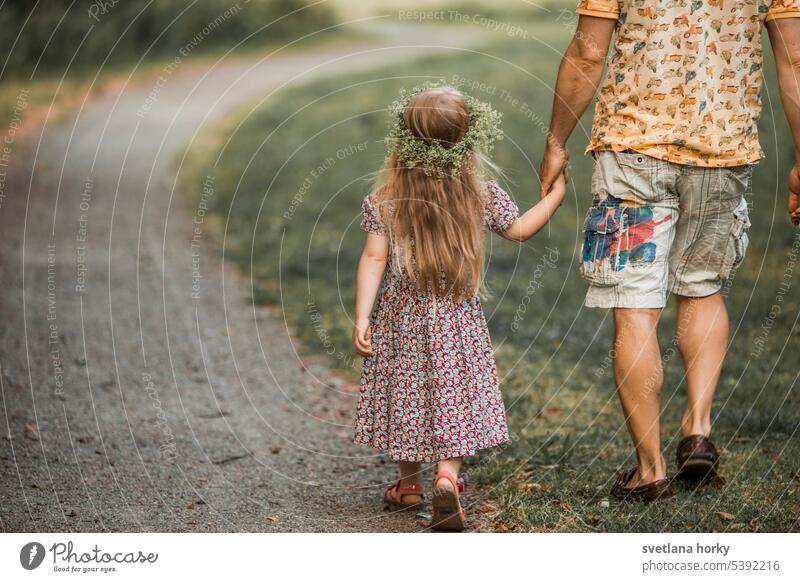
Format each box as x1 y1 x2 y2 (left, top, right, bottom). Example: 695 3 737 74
767 17 800 224
540 15 615 198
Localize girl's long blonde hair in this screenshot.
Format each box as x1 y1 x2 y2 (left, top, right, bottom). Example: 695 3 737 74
373 87 489 302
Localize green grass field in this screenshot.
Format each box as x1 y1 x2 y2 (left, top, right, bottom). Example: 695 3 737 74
182 19 800 532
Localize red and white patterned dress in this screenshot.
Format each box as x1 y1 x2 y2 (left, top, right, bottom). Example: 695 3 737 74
354 181 518 462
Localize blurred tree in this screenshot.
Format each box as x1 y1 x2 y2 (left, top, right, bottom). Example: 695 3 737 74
0 0 336 80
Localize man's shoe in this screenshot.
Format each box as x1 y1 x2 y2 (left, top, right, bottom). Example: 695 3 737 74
610 468 675 503
675 435 719 480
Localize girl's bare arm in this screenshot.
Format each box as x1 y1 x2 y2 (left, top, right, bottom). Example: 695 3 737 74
500 173 566 242
353 233 389 356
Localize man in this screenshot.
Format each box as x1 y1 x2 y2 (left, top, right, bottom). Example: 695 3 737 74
541 0 800 502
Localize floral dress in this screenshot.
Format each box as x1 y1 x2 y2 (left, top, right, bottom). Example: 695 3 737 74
353 181 519 462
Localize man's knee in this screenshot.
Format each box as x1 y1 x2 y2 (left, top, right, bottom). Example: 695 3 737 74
614 307 661 338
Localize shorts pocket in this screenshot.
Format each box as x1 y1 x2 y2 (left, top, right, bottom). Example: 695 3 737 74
720 197 750 278
580 204 625 286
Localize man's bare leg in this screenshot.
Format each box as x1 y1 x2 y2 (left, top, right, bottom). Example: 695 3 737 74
676 293 729 438
613 308 667 487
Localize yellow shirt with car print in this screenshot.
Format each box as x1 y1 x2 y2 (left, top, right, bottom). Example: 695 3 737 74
577 0 800 166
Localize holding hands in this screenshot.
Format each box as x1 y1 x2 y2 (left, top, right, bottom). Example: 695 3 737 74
539 137 570 201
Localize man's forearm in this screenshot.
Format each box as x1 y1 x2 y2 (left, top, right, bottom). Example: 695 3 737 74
547 47 607 149
777 67 800 163
538 15 615 196
768 18 800 163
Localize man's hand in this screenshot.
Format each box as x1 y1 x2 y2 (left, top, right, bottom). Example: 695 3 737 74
352 318 373 357
789 164 800 225
540 138 569 200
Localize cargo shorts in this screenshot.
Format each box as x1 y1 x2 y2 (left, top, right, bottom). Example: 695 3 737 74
581 151 752 309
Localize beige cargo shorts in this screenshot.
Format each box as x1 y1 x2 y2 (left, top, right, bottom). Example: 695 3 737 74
581 151 752 309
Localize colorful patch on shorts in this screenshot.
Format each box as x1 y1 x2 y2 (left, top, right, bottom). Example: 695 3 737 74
582 196 672 272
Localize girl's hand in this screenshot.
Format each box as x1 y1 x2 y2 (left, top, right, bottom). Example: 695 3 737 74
547 170 567 206
353 318 373 357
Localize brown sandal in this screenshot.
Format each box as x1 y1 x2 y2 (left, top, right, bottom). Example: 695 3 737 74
676 435 719 480
431 470 466 532
610 468 675 503
383 480 423 511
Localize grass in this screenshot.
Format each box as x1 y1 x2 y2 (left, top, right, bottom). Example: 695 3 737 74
181 19 800 532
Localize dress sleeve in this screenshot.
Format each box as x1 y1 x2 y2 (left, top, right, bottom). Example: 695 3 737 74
360 193 386 235
576 0 621 19
766 0 800 21
484 181 519 234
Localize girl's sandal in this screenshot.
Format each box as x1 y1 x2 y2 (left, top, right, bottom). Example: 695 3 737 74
430 470 466 532
383 480 423 511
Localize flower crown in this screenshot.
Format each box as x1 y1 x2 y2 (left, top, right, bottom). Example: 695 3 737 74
385 81 503 177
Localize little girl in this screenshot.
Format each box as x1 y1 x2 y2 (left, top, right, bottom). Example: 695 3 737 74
352 84 565 531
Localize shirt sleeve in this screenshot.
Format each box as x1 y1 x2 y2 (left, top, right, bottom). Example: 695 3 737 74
766 0 800 22
484 181 519 234
576 0 620 19
360 193 386 235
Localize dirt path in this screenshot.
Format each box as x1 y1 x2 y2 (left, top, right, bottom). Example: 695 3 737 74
0 22 492 532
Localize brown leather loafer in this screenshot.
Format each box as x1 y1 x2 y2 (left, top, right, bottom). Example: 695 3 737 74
610 468 675 503
676 435 719 480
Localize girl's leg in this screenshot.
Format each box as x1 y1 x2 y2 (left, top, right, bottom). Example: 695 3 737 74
435 458 462 491
431 458 466 531
398 461 422 487
385 461 423 506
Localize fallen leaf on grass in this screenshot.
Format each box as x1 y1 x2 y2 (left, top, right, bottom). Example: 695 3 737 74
717 511 736 521
265 516 279 523
494 523 510 533
478 503 498 514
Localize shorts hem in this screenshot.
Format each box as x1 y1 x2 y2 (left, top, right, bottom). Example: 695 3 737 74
667 282 723 298
585 289 667 309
